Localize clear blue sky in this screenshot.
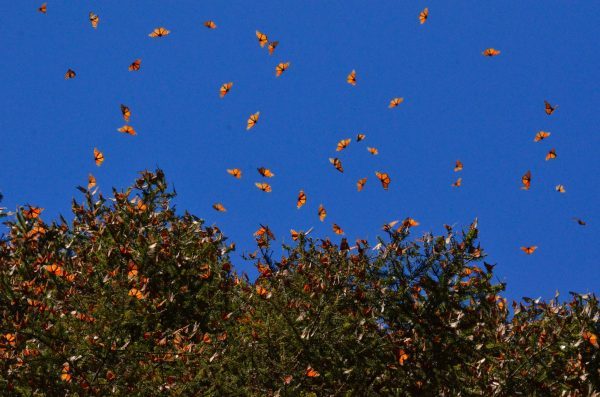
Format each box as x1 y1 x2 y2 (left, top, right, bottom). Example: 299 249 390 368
1 1 598 302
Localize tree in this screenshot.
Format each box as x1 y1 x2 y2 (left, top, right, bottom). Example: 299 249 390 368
0 170 597 396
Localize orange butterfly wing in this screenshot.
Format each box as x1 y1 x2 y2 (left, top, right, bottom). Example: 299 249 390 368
347 70 356 85
332 224 344 235
64 69 76 79
89 12 99 28
204 21 217 29
256 30 268 47
220 82 233 98
128 59 141 71
94 148 104 166
482 48 500 56
357 177 367 191
268 41 279 55
149 27 170 37
419 7 429 24
534 131 550 142
336 139 351 151
227 168 242 178
297 190 306 209
318 204 327 221
545 148 557 161
454 160 463 172
247 112 260 130
329 158 344 173
117 125 136 135
375 171 390 190
275 62 290 77
521 170 531 190
120 104 131 122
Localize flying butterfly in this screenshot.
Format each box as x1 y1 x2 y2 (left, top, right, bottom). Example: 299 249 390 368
297 190 306 209
356 133 366 142
268 41 279 55
367 147 378 155
329 157 344 173
117 125 136 136
212 203 226 212
128 59 141 71
318 204 327 222
545 148 557 161
375 171 390 190
347 70 356 86
38 3 47 13
256 30 268 47
573 217 586 226
88 174 96 189
555 184 566 193
544 100 557 115
255 182 272 192
65 69 76 79
534 131 551 142
332 224 345 235
336 138 351 151
204 21 217 29
275 62 290 77
521 170 531 190
227 168 242 179
247 112 260 130
454 160 463 172
120 104 131 122
89 12 99 28
257 167 275 178
357 177 367 191
389 97 404 108
94 148 104 166
419 7 429 24
520 246 537 255
482 48 501 57
452 178 462 187
402 217 420 229
220 82 233 98
149 27 170 37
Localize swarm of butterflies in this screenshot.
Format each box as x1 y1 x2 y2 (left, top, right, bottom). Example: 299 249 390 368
37 3 587 256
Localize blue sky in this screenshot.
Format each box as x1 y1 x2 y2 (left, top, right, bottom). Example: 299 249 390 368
1 1 598 302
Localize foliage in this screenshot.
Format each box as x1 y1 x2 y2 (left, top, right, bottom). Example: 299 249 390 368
0 171 597 396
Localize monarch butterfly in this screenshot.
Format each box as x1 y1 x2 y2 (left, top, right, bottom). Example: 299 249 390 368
60 363 72 383
356 133 366 142
117 125 136 135
534 131 550 142
257 167 275 178
88 174 96 189
38 3 47 13
452 160 463 172
329 157 344 172
545 148 557 161
452 177 462 187
149 27 170 37
583 331 599 348
521 170 531 190
65 69 76 79
544 100 557 115
389 97 404 108
219 82 233 98
397 349 409 365
347 70 356 85
268 41 279 55
336 139 351 151
573 217 586 226
254 224 275 239
256 30 268 47
23 206 43 219
367 147 378 155
275 62 290 77
128 59 141 71
297 190 306 208
212 203 226 212
256 285 269 298
306 366 320 377
555 184 566 193
290 229 300 241
357 177 367 191
383 220 399 231
375 171 390 190
227 168 242 178
204 20 217 29
255 182 272 192
128 288 144 299
332 224 344 235
89 12 99 29
419 7 429 24
247 112 260 130
318 204 327 221
520 246 537 255
402 217 419 228
45 263 64 276
134 200 147 213
4 333 16 347
120 104 131 122
93 148 104 166
482 48 500 57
